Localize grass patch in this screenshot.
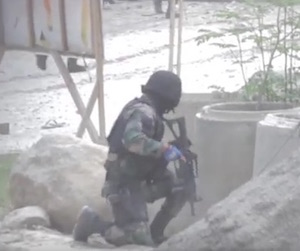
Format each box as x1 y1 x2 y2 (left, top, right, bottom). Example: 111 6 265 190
0 153 19 217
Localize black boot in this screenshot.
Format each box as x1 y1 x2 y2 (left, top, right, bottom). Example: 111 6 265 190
165 2 180 19
150 191 187 245
150 208 172 245
165 10 180 19
153 0 163 14
73 205 113 242
67 58 86 73
165 13 179 19
36 54 48 71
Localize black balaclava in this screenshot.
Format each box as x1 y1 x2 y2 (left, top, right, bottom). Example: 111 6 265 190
141 71 182 116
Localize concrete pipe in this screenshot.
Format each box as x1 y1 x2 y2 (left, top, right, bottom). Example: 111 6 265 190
195 102 294 206
253 111 300 177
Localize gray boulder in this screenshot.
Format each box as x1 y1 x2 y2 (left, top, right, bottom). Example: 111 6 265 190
9 134 113 233
2 206 50 230
156 148 300 251
0 243 26 251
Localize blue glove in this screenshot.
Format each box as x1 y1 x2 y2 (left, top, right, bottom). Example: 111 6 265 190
163 145 183 162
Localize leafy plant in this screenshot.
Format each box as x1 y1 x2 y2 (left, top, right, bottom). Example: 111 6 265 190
196 0 300 103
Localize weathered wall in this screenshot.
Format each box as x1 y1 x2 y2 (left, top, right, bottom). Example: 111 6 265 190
253 111 300 177
1 0 95 56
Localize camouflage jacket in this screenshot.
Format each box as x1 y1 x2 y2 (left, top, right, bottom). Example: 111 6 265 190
105 94 166 180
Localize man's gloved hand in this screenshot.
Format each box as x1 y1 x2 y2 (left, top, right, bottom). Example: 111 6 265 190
163 144 183 162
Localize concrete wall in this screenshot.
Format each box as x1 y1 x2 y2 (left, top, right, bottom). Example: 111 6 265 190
149 93 230 236
193 102 295 209
253 111 300 177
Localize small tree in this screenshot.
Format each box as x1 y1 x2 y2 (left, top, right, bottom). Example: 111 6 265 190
195 0 300 103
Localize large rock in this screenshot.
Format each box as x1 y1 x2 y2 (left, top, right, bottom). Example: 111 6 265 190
0 227 152 251
9 134 112 233
156 148 300 251
0 243 26 251
2 206 50 229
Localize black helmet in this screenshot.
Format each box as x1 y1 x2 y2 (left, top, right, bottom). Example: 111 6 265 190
141 70 182 110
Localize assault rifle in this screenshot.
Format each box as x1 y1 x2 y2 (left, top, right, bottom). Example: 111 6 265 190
164 117 201 216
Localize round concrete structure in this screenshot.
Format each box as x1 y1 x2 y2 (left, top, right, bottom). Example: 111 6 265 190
253 111 300 177
195 102 294 205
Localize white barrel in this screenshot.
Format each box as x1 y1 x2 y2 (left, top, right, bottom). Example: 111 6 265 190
195 102 294 205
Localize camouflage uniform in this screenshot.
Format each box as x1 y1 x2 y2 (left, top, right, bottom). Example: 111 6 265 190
73 71 185 247
102 94 175 246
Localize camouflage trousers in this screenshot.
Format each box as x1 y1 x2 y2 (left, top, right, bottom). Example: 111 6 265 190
101 167 187 246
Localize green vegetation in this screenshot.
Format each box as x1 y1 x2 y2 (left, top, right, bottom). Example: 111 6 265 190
196 0 300 103
0 153 18 218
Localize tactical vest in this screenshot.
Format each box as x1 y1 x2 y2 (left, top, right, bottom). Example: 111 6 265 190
107 95 164 156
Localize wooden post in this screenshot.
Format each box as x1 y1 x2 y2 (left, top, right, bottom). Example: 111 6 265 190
51 50 100 143
89 0 95 57
0 46 5 64
76 0 99 138
176 0 183 77
26 0 35 48
168 0 176 72
0 0 9 136
59 0 68 51
76 82 98 137
91 0 106 144
0 0 4 45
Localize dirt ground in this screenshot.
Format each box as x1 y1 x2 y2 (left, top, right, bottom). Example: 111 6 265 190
0 0 252 154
